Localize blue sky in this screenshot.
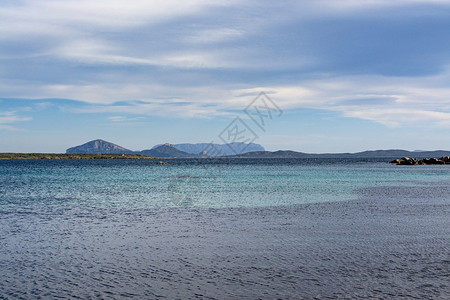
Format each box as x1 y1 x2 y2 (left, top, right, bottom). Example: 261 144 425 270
2 0 450 153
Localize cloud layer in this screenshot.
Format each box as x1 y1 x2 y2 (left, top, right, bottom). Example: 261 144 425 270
2 0 450 150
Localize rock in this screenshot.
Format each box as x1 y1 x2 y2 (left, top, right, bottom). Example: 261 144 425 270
428 158 444 165
391 156 450 165
420 158 431 164
389 158 402 164
390 157 417 165
393 157 418 165
440 156 450 163
418 158 445 165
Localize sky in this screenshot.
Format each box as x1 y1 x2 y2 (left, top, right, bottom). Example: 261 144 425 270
2 0 450 153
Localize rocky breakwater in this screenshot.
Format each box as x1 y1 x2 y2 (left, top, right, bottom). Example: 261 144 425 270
390 156 450 165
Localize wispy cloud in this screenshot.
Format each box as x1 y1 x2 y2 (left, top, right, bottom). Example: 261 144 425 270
0 0 222 35
0 0 242 68
233 69 450 127
0 111 31 131
73 101 229 119
8 67 450 126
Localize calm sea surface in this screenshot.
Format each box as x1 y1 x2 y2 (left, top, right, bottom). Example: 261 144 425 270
1 158 449 299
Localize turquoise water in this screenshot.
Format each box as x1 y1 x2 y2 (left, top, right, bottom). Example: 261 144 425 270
1 158 450 298
1 159 449 209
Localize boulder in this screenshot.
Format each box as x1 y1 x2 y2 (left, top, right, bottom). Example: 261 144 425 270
390 157 418 165
391 156 450 165
389 158 402 164
440 156 450 163
429 158 445 165
397 157 418 165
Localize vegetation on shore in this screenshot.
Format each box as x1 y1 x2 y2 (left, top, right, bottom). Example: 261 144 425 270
0 153 156 160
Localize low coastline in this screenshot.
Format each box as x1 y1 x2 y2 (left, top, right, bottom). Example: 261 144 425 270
0 153 155 159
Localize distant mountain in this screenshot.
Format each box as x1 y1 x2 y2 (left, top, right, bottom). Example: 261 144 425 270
229 149 450 159
140 144 196 158
231 150 310 158
67 140 197 158
66 140 449 159
66 139 134 154
151 142 265 156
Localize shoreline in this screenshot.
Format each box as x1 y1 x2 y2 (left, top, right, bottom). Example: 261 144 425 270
0 153 156 160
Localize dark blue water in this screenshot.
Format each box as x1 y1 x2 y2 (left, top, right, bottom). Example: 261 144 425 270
1 159 449 298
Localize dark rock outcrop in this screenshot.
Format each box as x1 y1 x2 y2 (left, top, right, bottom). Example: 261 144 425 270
390 156 450 165
440 156 450 163
389 157 419 165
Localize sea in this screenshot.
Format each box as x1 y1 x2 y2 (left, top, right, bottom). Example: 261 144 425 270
1 158 449 299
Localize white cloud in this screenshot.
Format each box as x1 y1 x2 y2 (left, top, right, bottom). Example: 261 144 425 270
0 111 32 131
2 0 450 128
73 100 233 119
0 0 225 35
6 67 450 127
0 112 31 123
231 68 450 127
0 0 244 69
341 108 450 127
